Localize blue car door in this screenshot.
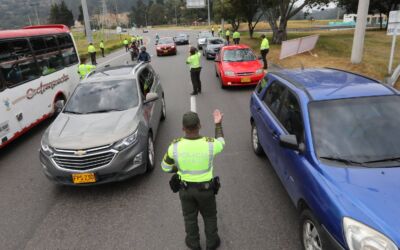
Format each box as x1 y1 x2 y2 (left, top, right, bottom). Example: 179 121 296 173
256 81 288 179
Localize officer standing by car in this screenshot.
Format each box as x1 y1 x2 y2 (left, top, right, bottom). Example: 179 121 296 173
225 29 230 44
186 47 202 95
161 110 225 250
232 31 240 44
78 58 96 79
211 26 215 36
99 40 105 57
123 38 129 52
260 34 270 70
87 42 97 65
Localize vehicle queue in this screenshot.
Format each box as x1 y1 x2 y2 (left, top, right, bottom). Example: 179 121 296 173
1 25 400 250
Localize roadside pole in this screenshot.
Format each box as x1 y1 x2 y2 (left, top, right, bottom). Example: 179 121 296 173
207 0 211 26
387 11 400 75
350 0 370 64
81 0 93 43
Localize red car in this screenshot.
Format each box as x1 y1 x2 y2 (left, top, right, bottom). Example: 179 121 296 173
215 45 264 88
156 37 177 56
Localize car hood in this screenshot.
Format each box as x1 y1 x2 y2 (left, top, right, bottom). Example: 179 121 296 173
323 165 400 245
221 60 262 73
198 38 207 43
47 108 140 149
206 44 224 50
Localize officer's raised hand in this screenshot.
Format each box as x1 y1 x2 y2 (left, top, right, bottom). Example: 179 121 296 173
213 109 223 124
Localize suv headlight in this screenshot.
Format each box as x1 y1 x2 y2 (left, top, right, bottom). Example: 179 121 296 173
113 131 138 151
343 217 397 250
41 141 54 156
224 71 235 76
256 69 264 74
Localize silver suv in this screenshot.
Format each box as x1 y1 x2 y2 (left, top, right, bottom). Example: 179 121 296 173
39 63 166 185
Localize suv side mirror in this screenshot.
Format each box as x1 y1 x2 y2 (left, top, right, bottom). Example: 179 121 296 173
215 55 221 62
144 92 159 104
279 134 299 151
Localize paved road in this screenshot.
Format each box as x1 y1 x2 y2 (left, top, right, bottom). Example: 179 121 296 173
0 29 301 250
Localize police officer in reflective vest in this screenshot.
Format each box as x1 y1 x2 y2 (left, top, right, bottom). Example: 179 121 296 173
123 38 129 52
260 34 270 70
232 31 240 44
87 43 97 65
186 47 202 95
99 40 105 57
225 29 230 44
162 110 225 250
78 58 96 79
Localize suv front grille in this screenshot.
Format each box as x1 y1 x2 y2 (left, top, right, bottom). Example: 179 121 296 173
51 145 116 170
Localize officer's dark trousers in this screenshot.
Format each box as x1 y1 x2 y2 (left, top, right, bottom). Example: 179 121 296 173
89 52 97 65
233 38 240 44
261 49 269 69
190 68 202 94
226 36 230 45
179 188 219 249
101 48 105 57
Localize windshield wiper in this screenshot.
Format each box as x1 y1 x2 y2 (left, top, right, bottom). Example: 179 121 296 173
63 110 83 114
319 156 366 166
363 157 400 164
85 109 124 114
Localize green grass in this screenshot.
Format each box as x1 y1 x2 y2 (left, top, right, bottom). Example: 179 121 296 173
72 31 130 61
241 29 400 86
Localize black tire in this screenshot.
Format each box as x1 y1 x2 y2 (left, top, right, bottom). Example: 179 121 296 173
251 123 264 155
300 210 325 250
146 133 155 173
160 96 166 121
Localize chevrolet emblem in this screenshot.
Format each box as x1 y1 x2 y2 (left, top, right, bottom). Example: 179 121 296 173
74 150 87 156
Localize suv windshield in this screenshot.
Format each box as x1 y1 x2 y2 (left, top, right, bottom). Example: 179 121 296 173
64 80 139 114
208 39 224 45
223 49 256 62
310 96 400 166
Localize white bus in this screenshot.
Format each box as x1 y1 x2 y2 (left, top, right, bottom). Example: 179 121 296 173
0 25 80 149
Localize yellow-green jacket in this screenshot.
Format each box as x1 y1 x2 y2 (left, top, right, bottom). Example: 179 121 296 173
186 52 202 69
78 64 96 79
88 45 96 53
261 37 270 50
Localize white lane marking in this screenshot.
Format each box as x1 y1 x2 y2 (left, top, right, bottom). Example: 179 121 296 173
97 51 128 67
190 95 197 113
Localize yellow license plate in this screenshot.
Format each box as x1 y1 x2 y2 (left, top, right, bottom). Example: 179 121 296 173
72 173 96 184
241 77 251 83
164 50 168 53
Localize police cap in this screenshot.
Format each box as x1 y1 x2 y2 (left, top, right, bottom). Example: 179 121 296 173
182 112 200 129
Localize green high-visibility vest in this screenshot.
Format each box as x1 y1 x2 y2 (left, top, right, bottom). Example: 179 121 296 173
161 137 225 182
225 30 230 36
131 36 137 42
186 52 202 69
88 45 96 53
233 31 240 39
123 39 129 45
99 42 104 49
261 38 270 50
78 64 96 79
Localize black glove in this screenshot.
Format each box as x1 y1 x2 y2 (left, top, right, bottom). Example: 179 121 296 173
169 174 181 193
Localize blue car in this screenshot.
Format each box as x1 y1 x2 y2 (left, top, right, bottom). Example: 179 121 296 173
250 68 400 250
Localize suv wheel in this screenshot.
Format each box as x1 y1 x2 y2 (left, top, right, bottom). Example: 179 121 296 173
146 133 155 172
300 210 324 250
251 123 264 155
161 96 166 121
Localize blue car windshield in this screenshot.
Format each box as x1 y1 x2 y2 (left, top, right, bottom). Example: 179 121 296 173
64 80 139 114
309 95 400 166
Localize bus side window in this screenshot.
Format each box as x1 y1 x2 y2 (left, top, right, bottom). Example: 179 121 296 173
0 39 40 87
57 34 79 66
30 36 63 76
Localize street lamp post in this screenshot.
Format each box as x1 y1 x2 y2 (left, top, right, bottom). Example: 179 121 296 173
207 0 211 26
81 0 93 43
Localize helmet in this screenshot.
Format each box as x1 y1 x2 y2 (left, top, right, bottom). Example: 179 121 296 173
141 46 146 52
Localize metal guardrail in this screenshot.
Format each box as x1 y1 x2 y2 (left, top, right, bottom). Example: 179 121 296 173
385 64 400 86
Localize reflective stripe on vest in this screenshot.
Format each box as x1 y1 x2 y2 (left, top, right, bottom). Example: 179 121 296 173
173 141 214 175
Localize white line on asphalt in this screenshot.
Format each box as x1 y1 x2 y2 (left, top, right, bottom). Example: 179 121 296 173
97 52 128 67
190 95 197 113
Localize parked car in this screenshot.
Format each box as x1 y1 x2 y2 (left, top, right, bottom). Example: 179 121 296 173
143 29 149 33
215 45 264 88
156 37 177 56
202 37 226 59
250 68 400 250
197 31 213 50
40 64 167 185
174 33 190 45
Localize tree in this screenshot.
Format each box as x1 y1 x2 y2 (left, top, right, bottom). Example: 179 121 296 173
213 0 241 31
261 0 330 44
337 0 399 30
78 5 84 24
148 4 166 25
48 1 74 27
129 0 148 27
233 0 264 38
